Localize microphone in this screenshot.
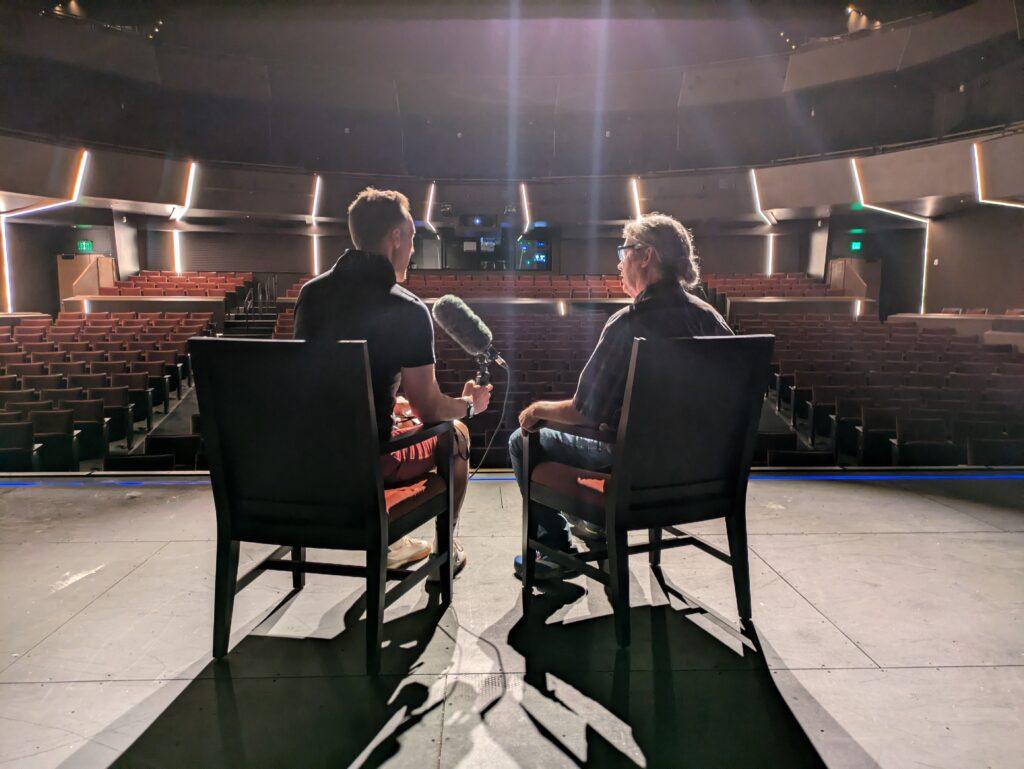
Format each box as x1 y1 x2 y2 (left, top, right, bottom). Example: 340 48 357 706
431 294 503 385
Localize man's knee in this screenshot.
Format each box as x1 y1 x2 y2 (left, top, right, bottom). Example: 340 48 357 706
508 427 524 459
452 419 471 461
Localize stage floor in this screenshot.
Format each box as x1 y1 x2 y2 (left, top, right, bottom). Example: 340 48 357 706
1 472 1021 768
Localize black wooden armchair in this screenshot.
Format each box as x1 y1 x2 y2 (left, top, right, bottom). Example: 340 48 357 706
522 335 774 647
190 338 454 674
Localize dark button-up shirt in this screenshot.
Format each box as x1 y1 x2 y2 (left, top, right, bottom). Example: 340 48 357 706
572 280 733 426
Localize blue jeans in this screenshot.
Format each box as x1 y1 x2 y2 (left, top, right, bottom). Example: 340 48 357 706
508 427 614 550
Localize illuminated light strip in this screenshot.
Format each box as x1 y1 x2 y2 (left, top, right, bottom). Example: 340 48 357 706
170 161 198 221
519 182 532 234
424 182 437 233
850 157 931 313
310 174 322 226
1 149 91 312
849 158 928 224
972 143 1024 210
312 234 320 276
172 230 183 275
749 168 774 226
83 298 92 315
854 299 862 317
629 177 642 220
765 234 775 277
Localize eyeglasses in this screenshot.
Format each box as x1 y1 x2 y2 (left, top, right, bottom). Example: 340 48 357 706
616 243 646 262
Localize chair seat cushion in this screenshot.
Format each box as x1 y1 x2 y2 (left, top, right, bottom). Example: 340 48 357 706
385 473 447 521
531 462 609 522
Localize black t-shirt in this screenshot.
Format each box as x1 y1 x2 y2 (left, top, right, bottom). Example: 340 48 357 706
573 280 733 427
293 250 435 442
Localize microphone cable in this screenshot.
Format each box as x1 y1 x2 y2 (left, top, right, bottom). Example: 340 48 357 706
469 356 513 480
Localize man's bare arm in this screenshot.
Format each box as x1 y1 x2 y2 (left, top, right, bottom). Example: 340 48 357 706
518 399 591 432
402 364 491 423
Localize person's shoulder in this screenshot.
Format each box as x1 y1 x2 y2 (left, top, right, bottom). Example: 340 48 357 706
682 290 732 332
599 305 634 339
389 284 432 320
296 271 332 301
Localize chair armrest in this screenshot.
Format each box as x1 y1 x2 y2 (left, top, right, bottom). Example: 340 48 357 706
535 420 616 444
380 420 454 455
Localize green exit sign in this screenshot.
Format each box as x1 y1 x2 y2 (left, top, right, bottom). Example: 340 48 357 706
850 240 862 252
76 239 93 253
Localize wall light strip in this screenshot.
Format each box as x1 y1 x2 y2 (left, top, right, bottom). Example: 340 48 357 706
749 168 774 226
312 234 320 276
170 161 198 221
972 143 1024 210
519 182 532 234
766 233 775 277
424 182 437 233
849 158 929 223
1 149 91 312
310 174 322 226
172 230 183 275
849 157 931 314
0 219 12 314
629 177 642 220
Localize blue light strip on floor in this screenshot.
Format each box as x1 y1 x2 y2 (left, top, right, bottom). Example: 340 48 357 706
1 472 1021 489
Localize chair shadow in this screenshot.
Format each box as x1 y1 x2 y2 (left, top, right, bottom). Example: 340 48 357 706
68 590 457 769
503 580 828 769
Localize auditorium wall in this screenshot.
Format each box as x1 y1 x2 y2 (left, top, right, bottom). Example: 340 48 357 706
5 222 64 316
926 207 1024 314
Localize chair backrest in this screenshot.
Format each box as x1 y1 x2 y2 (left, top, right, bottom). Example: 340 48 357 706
610 335 774 524
87 386 130 407
111 372 150 390
31 409 73 435
68 373 108 389
130 361 166 378
0 422 33 450
21 374 62 391
61 398 105 422
190 338 385 548
42 387 83 403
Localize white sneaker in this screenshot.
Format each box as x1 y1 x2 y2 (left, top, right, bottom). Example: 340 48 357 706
387 536 431 569
428 538 467 581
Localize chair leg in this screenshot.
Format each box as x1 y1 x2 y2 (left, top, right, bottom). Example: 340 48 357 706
436 504 453 605
213 538 240 659
291 546 306 590
365 535 387 676
725 511 752 624
648 527 662 567
608 526 630 647
522 500 538 610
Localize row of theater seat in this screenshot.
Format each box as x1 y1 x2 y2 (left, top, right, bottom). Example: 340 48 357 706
100 270 251 297
939 307 1024 316
281 270 840 302
274 307 608 466
735 313 1024 466
0 313 206 470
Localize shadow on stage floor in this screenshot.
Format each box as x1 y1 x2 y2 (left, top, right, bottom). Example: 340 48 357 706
82 579 829 769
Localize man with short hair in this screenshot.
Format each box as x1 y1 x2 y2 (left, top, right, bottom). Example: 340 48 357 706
509 212 732 579
295 187 491 575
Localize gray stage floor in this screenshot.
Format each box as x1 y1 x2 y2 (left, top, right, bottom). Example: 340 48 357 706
1 472 1022 768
